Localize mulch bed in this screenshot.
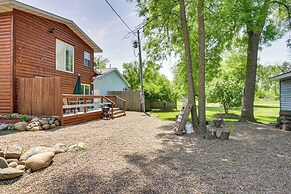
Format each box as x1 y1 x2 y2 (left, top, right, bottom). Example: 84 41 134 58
0 112 290 193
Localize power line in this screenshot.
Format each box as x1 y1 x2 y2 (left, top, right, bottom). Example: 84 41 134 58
105 0 136 37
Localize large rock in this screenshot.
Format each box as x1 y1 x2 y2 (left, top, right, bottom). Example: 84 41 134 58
20 146 55 161
0 167 24 180
0 157 8 169
0 151 4 158
14 122 28 131
31 126 41 131
39 119 48 126
0 124 9 131
5 145 22 159
42 124 50 130
53 143 68 154
8 162 18 168
25 152 55 171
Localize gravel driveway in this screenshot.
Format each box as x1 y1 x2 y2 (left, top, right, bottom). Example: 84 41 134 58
0 111 290 194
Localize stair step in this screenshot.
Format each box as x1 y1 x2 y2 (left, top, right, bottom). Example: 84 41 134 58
113 112 126 118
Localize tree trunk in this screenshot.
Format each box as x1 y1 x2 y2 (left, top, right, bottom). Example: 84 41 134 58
197 0 206 134
240 31 260 122
223 103 228 115
179 0 198 129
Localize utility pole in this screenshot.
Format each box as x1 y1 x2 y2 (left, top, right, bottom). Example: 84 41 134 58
137 30 146 113
133 30 146 113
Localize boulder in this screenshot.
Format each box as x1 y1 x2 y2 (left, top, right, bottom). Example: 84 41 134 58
31 126 41 131
20 146 55 161
25 152 55 171
53 143 68 154
16 165 26 171
14 122 28 131
0 167 24 180
48 119 55 125
54 120 60 126
0 157 8 169
282 123 291 131
50 124 56 129
8 162 18 168
26 126 32 131
42 124 50 130
0 124 9 131
5 145 22 159
0 151 4 158
31 117 40 122
39 119 48 126
6 159 19 164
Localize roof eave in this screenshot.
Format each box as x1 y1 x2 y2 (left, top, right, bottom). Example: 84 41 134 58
1 0 102 53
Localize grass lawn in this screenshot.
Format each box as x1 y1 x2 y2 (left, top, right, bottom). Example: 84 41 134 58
150 100 279 124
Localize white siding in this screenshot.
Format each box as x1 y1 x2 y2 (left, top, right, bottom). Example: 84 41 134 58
280 79 291 111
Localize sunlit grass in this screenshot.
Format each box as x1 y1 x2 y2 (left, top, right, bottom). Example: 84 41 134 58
151 100 279 124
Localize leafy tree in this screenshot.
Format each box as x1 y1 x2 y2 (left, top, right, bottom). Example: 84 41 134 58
207 75 243 114
179 0 198 129
94 55 110 69
236 0 290 122
122 61 178 103
122 62 140 90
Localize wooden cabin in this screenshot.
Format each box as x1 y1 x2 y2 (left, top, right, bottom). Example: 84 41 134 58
270 71 291 117
0 0 102 114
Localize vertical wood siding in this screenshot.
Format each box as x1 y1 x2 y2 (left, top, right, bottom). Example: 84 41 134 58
280 79 291 111
0 12 13 114
14 9 95 112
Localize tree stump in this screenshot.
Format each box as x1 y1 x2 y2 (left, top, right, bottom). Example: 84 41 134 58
282 124 291 131
213 118 223 128
219 130 230 140
205 128 217 140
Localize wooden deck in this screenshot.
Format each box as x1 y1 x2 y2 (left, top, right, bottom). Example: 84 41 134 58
61 94 126 125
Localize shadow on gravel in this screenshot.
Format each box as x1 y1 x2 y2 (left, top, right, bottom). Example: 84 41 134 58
121 122 291 193
39 122 290 193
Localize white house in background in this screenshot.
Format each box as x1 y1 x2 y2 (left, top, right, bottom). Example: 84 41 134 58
93 68 130 96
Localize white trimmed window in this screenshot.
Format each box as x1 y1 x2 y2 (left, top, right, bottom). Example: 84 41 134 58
56 39 74 73
81 84 90 95
84 51 91 67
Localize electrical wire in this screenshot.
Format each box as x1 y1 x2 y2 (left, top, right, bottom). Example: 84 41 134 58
105 0 137 37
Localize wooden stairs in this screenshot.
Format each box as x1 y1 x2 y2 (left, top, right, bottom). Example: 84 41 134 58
112 108 126 118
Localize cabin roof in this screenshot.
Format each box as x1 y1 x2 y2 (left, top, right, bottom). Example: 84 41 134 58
0 0 102 53
94 68 130 87
269 71 291 81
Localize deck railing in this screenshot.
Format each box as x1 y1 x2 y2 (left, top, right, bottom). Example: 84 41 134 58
62 94 126 119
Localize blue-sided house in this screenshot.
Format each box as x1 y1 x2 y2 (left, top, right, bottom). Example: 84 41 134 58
270 71 291 119
93 68 130 96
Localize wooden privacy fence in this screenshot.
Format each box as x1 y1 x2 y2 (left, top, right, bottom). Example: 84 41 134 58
108 91 141 111
18 77 62 116
108 91 177 111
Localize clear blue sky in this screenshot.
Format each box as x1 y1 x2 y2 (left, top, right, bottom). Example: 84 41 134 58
19 0 291 80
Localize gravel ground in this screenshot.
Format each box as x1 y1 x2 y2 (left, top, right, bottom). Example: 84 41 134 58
0 111 290 194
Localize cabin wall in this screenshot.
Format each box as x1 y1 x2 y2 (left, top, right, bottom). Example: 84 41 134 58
13 9 95 112
280 79 291 112
0 12 13 114
94 71 128 96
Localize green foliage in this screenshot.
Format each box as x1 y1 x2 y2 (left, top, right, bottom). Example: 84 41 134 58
19 114 29 122
122 61 178 103
207 75 243 114
7 114 16 120
256 61 291 100
94 55 110 69
122 62 140 90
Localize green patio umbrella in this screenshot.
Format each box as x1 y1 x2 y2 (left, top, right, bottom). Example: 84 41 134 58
73 74 82 94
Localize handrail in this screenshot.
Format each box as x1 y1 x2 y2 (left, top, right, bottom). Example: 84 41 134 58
62 94 126 119
104 95 126 113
